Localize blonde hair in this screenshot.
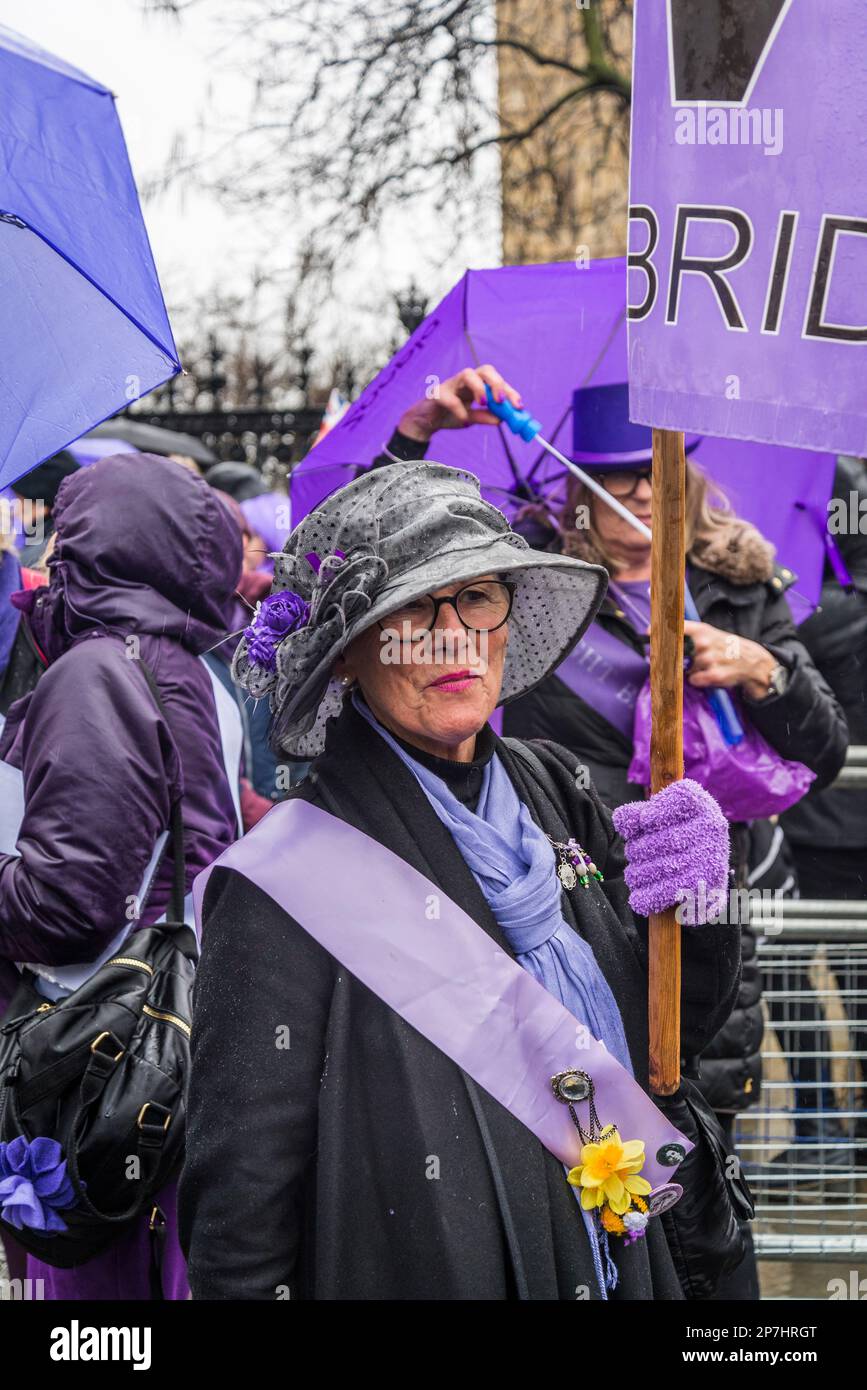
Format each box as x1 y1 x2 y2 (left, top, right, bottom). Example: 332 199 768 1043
560 459 742 574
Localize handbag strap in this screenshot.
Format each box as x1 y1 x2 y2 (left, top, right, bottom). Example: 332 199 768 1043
500 736 575 836
500 737 551 789
135 659 187 926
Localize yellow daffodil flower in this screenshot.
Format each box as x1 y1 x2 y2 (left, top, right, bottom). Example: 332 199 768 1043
566 1130 653 1215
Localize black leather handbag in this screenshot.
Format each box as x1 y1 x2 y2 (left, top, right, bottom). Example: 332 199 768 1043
0 661 196 1270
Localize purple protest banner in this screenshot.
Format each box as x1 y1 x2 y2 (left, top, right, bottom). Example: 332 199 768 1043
628 0 867 455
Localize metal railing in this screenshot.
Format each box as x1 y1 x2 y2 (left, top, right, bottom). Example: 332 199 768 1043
737 898 867 1261
831 745 867 788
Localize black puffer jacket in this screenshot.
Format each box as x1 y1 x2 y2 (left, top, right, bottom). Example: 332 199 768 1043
697 818 798 1111
504 558 849 810
504 523 848 1115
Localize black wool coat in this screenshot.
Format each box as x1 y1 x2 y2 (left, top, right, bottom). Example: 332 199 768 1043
179 700 741 1301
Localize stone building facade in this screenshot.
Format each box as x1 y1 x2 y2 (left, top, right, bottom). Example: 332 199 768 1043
496 0 633 264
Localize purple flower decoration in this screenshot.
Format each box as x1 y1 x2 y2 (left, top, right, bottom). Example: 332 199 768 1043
244 589 310 672
0 1136 76 1234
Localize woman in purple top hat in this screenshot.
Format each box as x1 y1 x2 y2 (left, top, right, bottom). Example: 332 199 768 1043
372 368 848 1299
374 370 846 814
180 459 747 1301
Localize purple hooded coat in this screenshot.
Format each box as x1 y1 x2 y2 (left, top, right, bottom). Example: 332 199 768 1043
0 454 243 1299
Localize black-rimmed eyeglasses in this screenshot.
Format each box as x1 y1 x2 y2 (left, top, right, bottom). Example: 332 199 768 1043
378 579 516 640
599 467 652 499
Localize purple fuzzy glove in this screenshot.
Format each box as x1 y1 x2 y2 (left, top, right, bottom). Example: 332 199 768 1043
611 778 729 923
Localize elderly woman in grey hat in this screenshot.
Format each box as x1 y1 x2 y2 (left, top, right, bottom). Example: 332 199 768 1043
179 461 741 1302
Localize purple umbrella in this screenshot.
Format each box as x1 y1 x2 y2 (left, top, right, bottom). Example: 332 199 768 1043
295 258 836 620
0 26 180 489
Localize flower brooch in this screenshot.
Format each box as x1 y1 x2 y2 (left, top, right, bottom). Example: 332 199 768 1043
547 836 604 890
243 547 349 673
567 1132 652 1242
552 1068 651 1243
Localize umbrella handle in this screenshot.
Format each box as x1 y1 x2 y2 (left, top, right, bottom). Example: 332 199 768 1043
484 386 541 442
705 689 745 746
683 588 744 745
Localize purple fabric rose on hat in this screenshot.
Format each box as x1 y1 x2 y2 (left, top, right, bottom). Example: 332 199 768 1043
0 1136 76 1233
244 589 311 672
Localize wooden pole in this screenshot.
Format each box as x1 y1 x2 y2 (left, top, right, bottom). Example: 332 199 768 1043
648 428 685 1095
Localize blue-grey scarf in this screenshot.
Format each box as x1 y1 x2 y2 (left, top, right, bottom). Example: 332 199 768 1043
354 695 632 1294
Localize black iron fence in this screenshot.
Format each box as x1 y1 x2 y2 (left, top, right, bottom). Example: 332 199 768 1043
130 406 325 471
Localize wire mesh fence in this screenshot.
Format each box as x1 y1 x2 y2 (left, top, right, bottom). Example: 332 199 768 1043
737 900 867 1261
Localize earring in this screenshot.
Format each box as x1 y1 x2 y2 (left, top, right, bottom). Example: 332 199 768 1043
340 674 353 688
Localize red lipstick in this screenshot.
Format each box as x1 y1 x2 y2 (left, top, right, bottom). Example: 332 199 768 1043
428 669 479 692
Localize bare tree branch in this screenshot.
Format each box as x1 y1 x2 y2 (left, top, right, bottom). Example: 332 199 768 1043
154 0 633 261
144 0 634 396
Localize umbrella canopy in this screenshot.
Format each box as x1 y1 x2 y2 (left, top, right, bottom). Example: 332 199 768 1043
296 259 836 620
87 419 216 466
0 26 180 490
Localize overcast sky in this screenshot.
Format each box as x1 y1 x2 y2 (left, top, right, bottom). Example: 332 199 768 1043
1 0 500 366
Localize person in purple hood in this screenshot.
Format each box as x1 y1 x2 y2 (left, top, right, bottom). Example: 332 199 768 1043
0 453 244 1300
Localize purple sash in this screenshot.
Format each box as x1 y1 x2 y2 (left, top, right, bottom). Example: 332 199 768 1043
193 799 692 1194
555 620 648 739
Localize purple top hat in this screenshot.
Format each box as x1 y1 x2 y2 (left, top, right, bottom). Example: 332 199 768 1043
572 382 702 468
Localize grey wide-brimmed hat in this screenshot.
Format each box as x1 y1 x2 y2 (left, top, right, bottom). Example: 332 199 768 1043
233 462 608 757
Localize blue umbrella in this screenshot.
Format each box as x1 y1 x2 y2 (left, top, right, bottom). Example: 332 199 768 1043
0 25 180 490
